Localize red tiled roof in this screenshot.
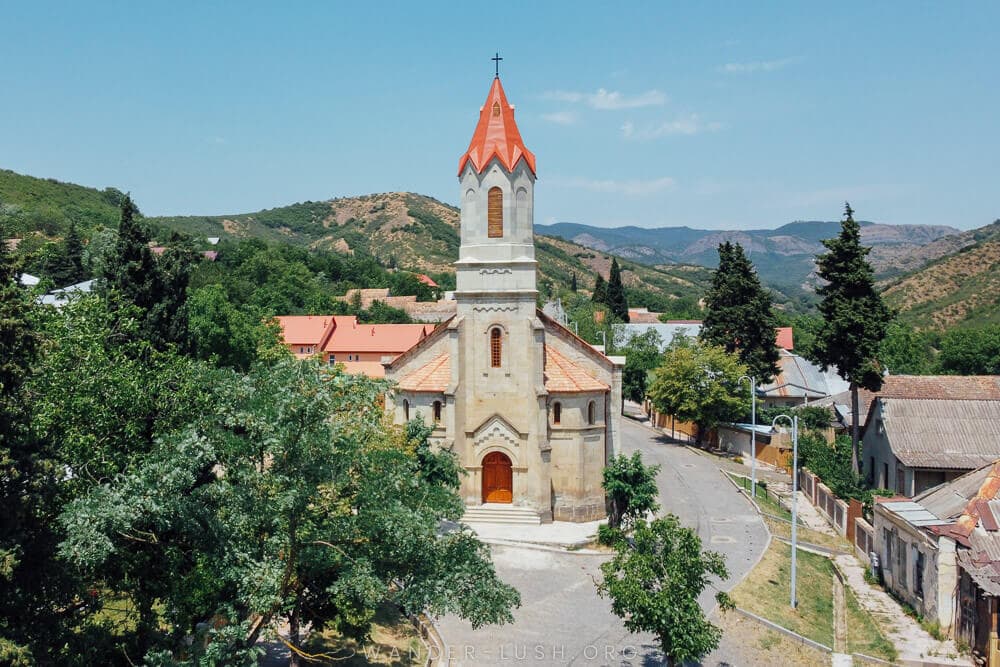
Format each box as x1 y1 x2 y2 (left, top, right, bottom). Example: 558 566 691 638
544 345 609 393
457 77 536 176
877 375 1000 400
398 353 450 392
775 327 794 350
416 274 438 288
627 308 662 324
324 318 434 354
274 315 333 345
339 361 387 378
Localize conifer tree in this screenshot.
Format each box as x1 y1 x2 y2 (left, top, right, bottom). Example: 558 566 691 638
102 195 159 315
700 242 780 382
592 273 608 305
63 221 86 284
607 258 630 322
813 204 892 474
571 272 577 292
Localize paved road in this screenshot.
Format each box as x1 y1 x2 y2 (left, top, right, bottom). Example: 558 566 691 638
434 418 769 666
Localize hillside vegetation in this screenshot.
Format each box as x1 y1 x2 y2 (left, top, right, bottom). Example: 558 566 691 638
0 168 712 306
881 220 1000 330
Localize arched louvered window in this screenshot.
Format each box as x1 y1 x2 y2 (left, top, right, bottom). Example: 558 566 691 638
403 399 410 421
488 186 503 238
490 328 502 368
433 400 442 423
587 400 596 425
553 402 562 425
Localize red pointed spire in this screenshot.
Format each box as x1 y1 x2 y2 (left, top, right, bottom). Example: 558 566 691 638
457 77 536 176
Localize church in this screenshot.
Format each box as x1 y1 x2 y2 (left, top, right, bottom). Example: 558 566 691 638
384 75 623 523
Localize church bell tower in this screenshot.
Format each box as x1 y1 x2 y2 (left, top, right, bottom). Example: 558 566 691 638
454 75 538 314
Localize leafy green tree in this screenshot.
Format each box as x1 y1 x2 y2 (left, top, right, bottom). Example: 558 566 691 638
621 328 663 403
647 340 749 446
188 284 282 370
59 360 520 664
592 273 608 305
700 242 780 382
812 204 892 474
0 231 50 665
598 515 731 667
938 324 1000 375
607 258 630 322
879 321 935 375
602 453 661 531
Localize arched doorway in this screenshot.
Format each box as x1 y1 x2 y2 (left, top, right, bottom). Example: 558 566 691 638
482 452 513 503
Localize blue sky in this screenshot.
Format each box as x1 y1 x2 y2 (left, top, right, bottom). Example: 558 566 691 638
1 2 997 230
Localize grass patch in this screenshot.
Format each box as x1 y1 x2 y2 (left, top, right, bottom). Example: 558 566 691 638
764 516 853 552
726 472 792 521
303 602 427 666
730 542 835 647
845 584 898 661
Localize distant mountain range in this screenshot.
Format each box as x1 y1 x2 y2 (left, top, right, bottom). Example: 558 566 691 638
536 220 961 291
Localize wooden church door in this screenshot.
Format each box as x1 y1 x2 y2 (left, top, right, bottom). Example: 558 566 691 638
482 452 513 503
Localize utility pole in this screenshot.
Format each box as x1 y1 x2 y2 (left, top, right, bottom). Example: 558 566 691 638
772 414 799 609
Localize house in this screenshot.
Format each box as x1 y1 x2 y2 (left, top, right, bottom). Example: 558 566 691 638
19 273 40 287
37 279 95 307
273 314 435 377
873 461 1000 663
717 423 792 469
757 348 850 409
861 375 1000 496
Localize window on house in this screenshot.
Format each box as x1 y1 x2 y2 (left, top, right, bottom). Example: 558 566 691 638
328 354 335 365
433 400 442 423
587 400 596 425
883 462 889 489
897 467 906 495
299 346 305 354
869 456 875 485
915 548 924 598
488 187 503 238
403 399 410 421
490 328 502 368
553 402 561 424
883 529 893 572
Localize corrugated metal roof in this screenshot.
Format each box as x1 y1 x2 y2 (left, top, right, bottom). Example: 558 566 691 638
881 501 950 526
758 350 850 399
883 398 1000 469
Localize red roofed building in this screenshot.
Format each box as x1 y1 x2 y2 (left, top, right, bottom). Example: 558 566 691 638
385 75 623 524
274 314 434 377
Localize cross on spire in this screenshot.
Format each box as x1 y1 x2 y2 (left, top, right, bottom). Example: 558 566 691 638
492 51 503 78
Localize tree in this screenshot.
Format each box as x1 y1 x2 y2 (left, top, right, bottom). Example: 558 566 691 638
607 258 630 322
102 194 159 316
592 273 607 305
63 221 86 284
647 340 749 446
879 321 935 375
700 242 780 382
938 324 1000 375
813 204 892 474
603 453 661 532
187 284 282 370
570 272 577 292
598 515 731 667
59 360 520 663
621 328 663 403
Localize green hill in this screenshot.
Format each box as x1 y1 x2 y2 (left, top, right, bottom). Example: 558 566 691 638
881 220 1000 330
0 168 712 307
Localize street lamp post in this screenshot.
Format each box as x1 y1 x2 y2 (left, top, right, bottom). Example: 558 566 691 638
772 414 799 609
738 375 757 500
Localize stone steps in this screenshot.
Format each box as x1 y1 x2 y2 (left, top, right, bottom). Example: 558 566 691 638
463 503 542 525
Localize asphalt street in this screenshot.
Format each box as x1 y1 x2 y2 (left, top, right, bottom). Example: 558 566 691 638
433 417 770 666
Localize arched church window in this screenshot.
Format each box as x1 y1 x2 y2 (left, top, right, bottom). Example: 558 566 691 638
433 400 442 423
490 327 502 368
587 400 596 425
488 187 503 238
403 399 410 421
553 402 562 424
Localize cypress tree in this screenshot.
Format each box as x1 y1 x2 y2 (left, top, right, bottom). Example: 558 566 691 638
813 204 892 474
63 221 86 284
102 194 159 315
607 258 630 322
571 272 577 292
592 273 608 305
700 241 780 382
